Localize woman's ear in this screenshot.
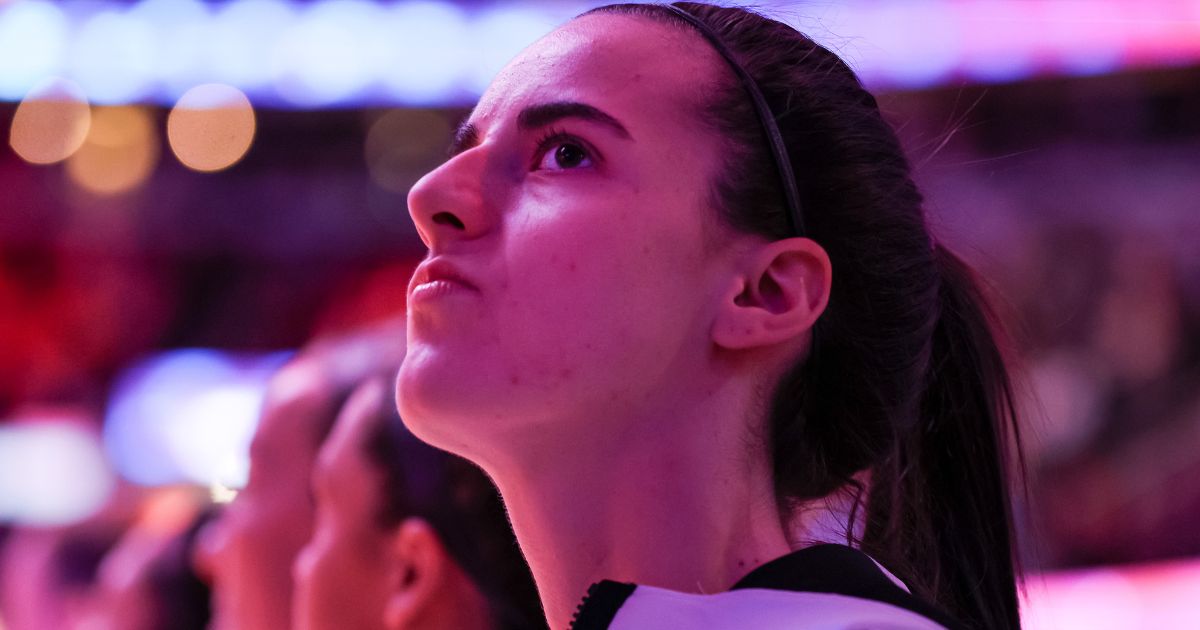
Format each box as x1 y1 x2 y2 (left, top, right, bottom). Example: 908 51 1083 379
712 237 831 351
382 517 448 630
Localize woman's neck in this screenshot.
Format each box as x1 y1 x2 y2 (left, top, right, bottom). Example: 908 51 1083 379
489 384 795 630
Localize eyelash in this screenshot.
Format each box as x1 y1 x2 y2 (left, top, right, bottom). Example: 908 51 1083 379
532 127 595 170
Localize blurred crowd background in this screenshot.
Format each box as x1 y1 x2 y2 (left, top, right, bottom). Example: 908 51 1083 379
1 0 1198 628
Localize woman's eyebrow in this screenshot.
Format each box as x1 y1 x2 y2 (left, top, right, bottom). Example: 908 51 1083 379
517 101 633 140
448 101 633 157
449 120 480 157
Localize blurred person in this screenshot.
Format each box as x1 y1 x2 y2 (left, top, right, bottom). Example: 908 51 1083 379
293 376 543 630
81 489 213 630
0 475 168 630
1033 230 1200 565
0 498 136 630
0 525 118 630
193 319 405 630
0 525 109 628
1091 234 1187 391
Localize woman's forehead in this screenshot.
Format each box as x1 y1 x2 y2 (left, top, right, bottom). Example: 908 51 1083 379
471 14 715 134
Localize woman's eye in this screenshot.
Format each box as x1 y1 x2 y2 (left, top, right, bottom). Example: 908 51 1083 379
536 140 593 171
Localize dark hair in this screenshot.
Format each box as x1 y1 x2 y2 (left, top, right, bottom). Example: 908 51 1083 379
585 4 1023 628
52 527 124 590
296 317 413 450
144 509 216 630
361 381 546 630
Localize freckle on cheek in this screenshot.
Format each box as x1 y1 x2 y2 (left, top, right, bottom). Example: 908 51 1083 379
568 262 577 272
510 375 521 385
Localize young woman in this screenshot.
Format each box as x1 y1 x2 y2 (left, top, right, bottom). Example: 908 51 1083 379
194 322 407 630
398 3 1022 629
293 375 544 630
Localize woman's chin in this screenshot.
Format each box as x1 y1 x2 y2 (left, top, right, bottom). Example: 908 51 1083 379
395 359 495 455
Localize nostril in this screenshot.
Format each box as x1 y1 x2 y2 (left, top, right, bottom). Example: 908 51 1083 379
432 212 465 230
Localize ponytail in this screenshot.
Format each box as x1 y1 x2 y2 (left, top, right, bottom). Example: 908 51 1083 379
863 245 1022 629
589 3 1024 627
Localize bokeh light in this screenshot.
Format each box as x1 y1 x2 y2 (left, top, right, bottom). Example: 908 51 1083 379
166 83 256 172
8 77 91 165
130 0 213 97
365 109 453 193
210 481 239 505
0 0 68 100
2 0 1199 107
381 1 471 104
103 349 291 488
270 0 383 106
842 0 961 88
1041 0 1125 77
1024 570 1144 630
0 419 114 526
66 106 159 196
464 5 559 94
66 8 157 104
139 486 208 534
956 0 1047 84
209 0 296 90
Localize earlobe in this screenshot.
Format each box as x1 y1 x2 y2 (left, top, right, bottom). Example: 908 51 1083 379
382 518 447 630
712 237 831 351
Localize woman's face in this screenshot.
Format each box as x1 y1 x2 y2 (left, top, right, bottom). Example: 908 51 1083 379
192 364 329 630
292 386 392 630
398 14 736 457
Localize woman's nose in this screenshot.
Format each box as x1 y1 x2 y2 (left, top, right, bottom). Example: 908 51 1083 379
406 148 494 251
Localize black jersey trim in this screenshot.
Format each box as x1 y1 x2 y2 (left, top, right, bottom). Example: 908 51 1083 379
730 544 966 629
569 580 636 630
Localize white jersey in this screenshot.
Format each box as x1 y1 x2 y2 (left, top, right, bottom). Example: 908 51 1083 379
569 544 962 629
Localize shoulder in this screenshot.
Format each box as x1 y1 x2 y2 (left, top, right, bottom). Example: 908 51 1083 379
608 586 950 629
571 545 965 630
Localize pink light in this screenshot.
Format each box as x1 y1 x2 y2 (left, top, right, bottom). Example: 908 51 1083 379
1022 558 1200 629
954 0 1045 83
1 0 1198 105
889 0 1200 87
1121 0 1200 67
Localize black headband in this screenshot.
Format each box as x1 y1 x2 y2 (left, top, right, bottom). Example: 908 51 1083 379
661 4 807 237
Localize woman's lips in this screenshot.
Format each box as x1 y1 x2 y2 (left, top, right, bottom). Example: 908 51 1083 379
409 258 479 305
410 278 474 303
